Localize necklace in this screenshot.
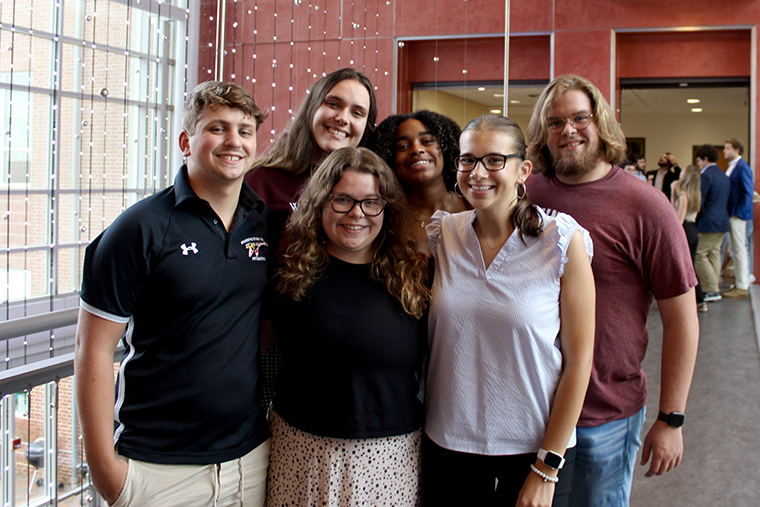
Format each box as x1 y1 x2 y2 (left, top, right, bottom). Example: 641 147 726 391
480 234 502 250
475 220 510 251
411 192 454 228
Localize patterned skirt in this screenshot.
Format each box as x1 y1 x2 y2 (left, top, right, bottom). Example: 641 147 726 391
266 409 422 507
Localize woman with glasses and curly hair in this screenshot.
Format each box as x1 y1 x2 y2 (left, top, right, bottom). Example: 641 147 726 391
422 115 595 507
263 147 430 507
372 110 469 254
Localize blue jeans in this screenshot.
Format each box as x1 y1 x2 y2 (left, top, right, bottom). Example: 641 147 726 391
567 407 645 507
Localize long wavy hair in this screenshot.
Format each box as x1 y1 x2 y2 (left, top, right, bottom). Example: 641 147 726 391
677 164 702 215
371 110 462 191
462 114 543 240
276 147 430 318
252 68 378 176
526 74 626 176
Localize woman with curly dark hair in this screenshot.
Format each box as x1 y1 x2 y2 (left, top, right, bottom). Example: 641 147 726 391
263 147 430 506
372 110 469 254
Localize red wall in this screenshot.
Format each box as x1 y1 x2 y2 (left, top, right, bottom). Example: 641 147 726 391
617 31 752 79
198 0 760 281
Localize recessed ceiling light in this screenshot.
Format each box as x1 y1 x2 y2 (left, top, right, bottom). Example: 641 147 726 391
490 109 502 114
691 108 703 113
509 99 521 104
494 93 504 97
477 87 485 91
687 99 700 104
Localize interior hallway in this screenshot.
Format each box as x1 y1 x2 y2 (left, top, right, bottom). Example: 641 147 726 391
630 286 760 506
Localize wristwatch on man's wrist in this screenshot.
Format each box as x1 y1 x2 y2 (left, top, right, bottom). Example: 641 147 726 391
537 448 565 470
657 410 685 428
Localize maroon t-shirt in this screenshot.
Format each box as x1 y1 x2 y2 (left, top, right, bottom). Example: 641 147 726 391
527 166 697 426
245 166 309 255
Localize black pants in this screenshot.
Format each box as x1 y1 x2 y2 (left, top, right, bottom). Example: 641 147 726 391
421 433 575 507
683 220 704 303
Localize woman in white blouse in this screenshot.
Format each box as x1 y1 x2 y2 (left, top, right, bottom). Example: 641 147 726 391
422 115 595 507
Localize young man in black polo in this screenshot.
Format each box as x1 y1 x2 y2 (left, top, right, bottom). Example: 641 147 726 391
74 81 270 506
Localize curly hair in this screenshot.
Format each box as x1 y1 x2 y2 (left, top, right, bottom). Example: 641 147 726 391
526 74 626 176
371 110 462 191
695 144 719 163
463 114 543 240
252 68 378 176
275 147 430 318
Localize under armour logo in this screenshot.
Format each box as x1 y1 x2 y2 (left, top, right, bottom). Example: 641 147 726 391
181 242 198 256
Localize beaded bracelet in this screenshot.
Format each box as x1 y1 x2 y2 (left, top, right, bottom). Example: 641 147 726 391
530 464 560 484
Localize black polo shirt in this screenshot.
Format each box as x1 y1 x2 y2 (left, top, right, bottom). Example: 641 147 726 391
80 165 270 465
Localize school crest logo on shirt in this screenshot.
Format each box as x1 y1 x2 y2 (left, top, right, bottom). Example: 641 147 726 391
241 237 268 261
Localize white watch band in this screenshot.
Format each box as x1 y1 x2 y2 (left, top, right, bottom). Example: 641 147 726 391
537 448 566 470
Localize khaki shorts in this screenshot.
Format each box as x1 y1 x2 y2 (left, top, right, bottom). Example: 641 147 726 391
110 439 270 507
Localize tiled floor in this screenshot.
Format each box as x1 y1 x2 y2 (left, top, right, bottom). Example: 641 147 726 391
630 283 760 506
10 283 760 506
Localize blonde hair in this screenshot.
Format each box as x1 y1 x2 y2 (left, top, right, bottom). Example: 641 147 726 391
275 147 430 318
526 74 626 176
677 164 702 215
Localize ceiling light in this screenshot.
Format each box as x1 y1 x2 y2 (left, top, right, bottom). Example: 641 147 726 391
477 87 485 91
687 99 700 104
509 99 521 104
691 108 703 113
494 93 504 97
490 109 502 114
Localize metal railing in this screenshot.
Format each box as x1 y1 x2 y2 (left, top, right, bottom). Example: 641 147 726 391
0 307 108 507
0 308 79 397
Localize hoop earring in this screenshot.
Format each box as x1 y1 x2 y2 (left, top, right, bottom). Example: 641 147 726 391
454 183 464 197
516 181 527 200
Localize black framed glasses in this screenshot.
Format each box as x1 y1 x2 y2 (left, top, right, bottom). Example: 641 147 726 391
328 194 387 217
547 112 594 134
455 154 522 172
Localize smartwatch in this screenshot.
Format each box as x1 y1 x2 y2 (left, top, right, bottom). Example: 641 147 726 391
657 410 685 428
537 448 565 470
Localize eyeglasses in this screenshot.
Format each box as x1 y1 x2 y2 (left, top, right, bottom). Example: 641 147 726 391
547 113 594 134
328 194 387 217
455 154 522 172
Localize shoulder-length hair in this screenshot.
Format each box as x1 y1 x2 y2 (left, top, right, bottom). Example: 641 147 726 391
463 114 543 239
526 74 627 176
252 68 378 176
371 110 462 191
276 147 430 318
679 164 702 215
